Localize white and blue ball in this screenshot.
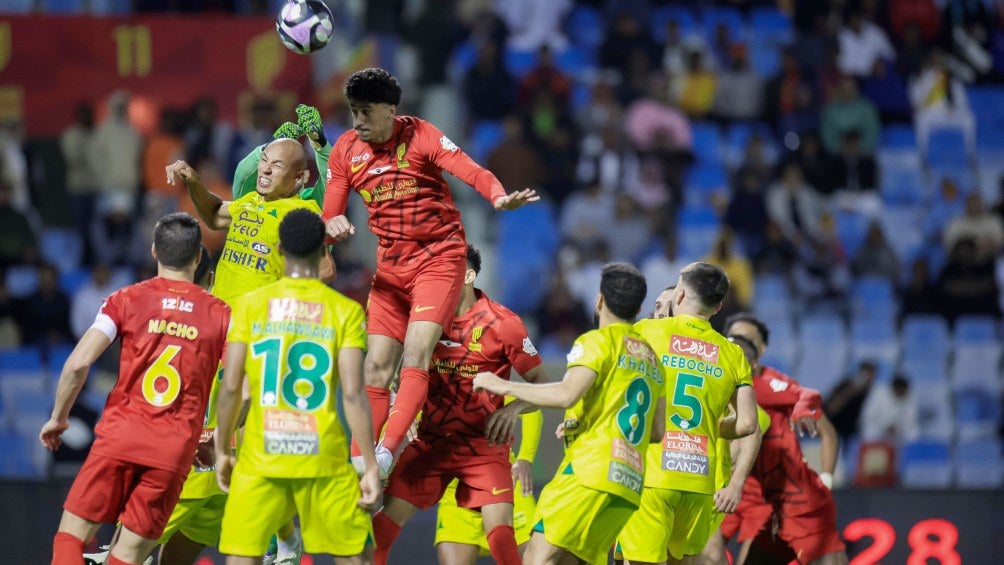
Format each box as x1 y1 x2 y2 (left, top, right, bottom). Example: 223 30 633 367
276 0 334 55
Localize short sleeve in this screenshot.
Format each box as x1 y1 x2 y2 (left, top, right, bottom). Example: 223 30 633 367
566 330 609 375
499 315 542 377
227 295 252 343
94 289 125 339
734 352 753 388
336 299 367 351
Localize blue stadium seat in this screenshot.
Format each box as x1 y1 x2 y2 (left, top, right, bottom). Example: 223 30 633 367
40 0 85 12
553 46 594 79
0 371 48 404
880 164 925 206
750 7 794 45
59 267 91 297
749 39 781 77
40 228 83 274
899 353 948 383
927 128 969 169
678 204 719 228
849 315 899 367
45 343 75 376
834 210 869 257
880 206 923 265
851 277 897 321
0 0 34 12
685 163 727 193
954 439 1004 488
901 315 951 355
955 387 1002 440
570 82 592 111
912 381 955 441
467 120 505 164
954 315 999 345
0 347 43 374
504 48 537 78
4 265 38 299
691 121 723 164
800 313 846 343
0 433 46 479
496 202 559 313
900 440 952 488
880 125 918 151
677 226 718 260
700 6 744 42
450 41 479 76
565 5 605 51
793 343 847 393
950 344 1003 393
649 5 698 42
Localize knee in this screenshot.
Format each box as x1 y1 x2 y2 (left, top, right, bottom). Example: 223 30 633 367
364 354 397 388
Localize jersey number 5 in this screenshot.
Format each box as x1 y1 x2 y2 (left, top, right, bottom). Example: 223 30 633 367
670 373 705 431
252 338 331 411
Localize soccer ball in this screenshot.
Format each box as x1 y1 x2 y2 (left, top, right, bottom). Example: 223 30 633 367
275 0 334 55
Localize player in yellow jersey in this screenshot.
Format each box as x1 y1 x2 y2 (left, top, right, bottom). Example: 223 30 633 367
434 405 543 563
474 263 667 565
215 209 381 564
618 262 760 565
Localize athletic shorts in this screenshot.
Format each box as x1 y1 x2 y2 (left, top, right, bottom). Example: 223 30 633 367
157 493 227 547
434 477 537 554
532 471 636 565
618 488 724 562
366 247 465 342
385 438 513 510
219 467 372 557
63 454 186 540
720 500 773 542
776 498 845 563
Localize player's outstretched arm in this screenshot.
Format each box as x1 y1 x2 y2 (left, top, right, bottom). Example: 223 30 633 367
39 329 112 451
339 346 381 511
816 412 839 488
720 386 759 439
215 342 247 493
716 425 763 514
473 366 596 409
167 160 232 231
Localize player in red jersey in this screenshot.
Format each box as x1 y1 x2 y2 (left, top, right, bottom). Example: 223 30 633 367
709 313 847 565
322 68 539 472
41 213 230 565
369 244 549 565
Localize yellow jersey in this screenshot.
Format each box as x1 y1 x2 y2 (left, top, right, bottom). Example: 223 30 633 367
178 363 225 499
213 191 322 307
634 314 752 494
228 277 367 478
712 405 772 491
560 322 666 506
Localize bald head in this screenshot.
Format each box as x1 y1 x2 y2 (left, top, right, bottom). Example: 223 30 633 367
257 139 309 200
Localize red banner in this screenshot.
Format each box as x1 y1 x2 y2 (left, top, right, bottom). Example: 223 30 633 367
0 15 314 136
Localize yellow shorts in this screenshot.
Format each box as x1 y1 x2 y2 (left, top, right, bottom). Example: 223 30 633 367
157 493 227 547
617 488 724 562
219 467 372 557
433 478 537 554
533 471 636 565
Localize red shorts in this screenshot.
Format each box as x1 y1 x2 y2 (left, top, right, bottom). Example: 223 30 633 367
367 245 465 343
720 501 772 541
64 454 187 539
750 499 845 564
384 438 513 510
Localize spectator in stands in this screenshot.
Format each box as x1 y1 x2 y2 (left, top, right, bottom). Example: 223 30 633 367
227 96 276 178
724 167 769 257
494 0 570 51
824 360 879 443
714 43 764 122
183 97 232 168
830 130 881 217
0 180 37 273
821 76 880 155
534 269 590 359
675 49 717 118
859 59 913 122
60 103 99 266
11 263 72 348
624 73 693 154
463 41 517 122
895 22 933 79
0 117 31 218
518 45 572 108
136 109 186 264
641 232 686 313
605 195 651 263
852 222 902 283
944 193 1004 261
565 240 610 319
704 229 754 328
486 115 546 200
936 237 1001 322
559 181 614 249
599 12 657 87
859 374 920 445
576 126 636 194
575 80 624 136
765 49 818 139
731 133 775 182
900 258 939 318
794 212 851 312
889 0 941 45
623 150 673 214
69 264 117 340
837 8 896 78
661 18 704 75
88 90 141 267
940 0 994 80
766 161 826 244
754 221 799 276
537 120 579 207
909 51 976 162
796 132 836 196
923 177 968 246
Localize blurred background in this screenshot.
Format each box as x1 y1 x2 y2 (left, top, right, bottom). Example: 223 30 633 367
2 0 1004 561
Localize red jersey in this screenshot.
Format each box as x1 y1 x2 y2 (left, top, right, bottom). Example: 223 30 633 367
419 290 541 449
89 277 230 474
749 366 830 515
323 116 507 269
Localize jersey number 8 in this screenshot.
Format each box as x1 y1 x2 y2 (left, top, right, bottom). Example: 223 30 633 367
252 338 331 411
617 378 653 445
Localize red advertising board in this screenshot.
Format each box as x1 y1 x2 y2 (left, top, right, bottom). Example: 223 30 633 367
0 15 313 135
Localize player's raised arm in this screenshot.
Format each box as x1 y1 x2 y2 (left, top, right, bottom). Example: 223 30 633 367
40 329 113 451
473 365 597 409
167 160 232 231
215 341 247 493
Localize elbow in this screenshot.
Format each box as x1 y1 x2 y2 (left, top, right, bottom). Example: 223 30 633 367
735 418 758 439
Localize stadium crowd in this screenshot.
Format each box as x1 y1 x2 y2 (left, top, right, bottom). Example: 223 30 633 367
2 0 1004 488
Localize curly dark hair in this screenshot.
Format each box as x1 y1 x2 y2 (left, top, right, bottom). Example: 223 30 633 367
600 262 647 320
466 244 482 275
278 209 325 259
344 67 402 106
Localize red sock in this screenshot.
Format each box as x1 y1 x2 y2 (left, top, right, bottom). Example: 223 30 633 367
52 531 85 565
351 386 392 456
380 367 429 453
373 512 402 565
107 556 137 565
486 525 521 565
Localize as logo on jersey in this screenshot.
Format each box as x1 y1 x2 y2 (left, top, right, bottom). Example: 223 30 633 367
251 241 271 255
670 335 720 363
